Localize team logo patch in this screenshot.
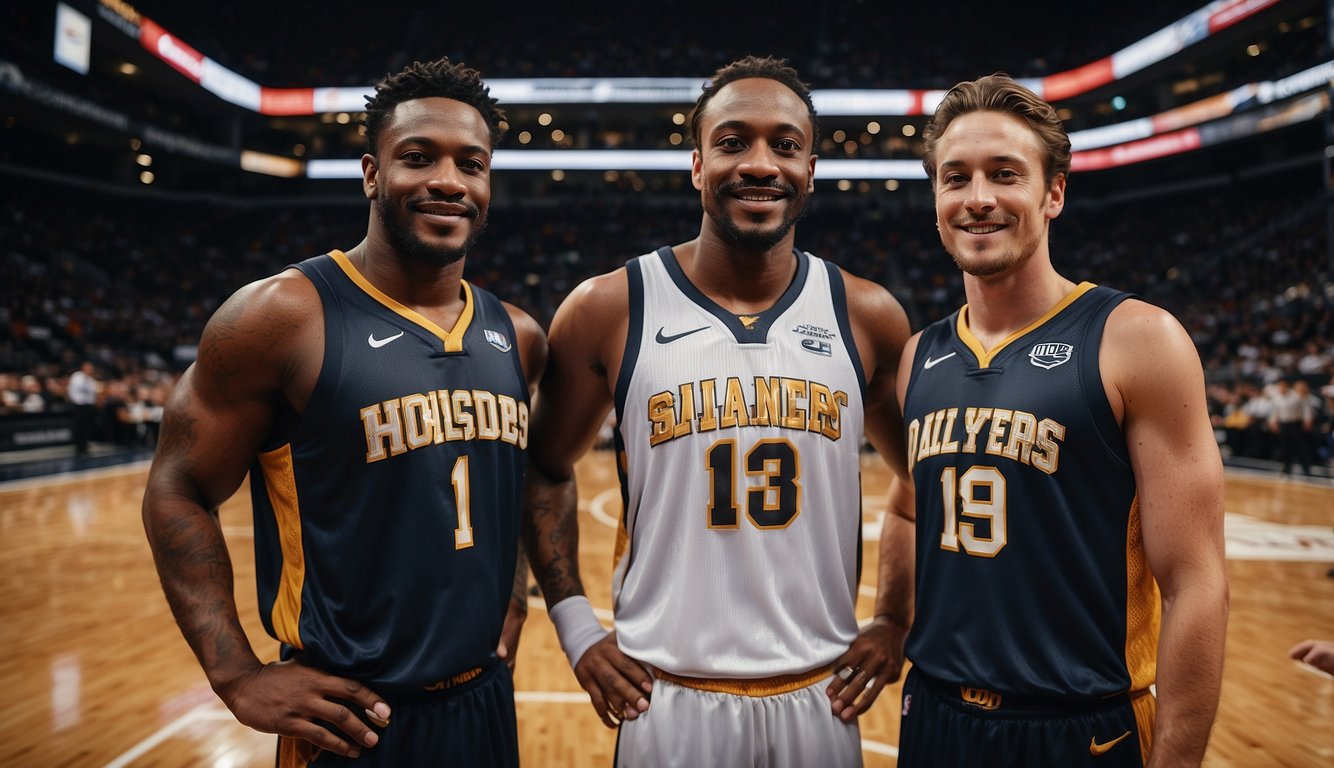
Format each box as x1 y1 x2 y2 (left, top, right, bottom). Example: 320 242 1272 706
902 693 912 716
794 324 834 356
801 338 832 356
484 329 511 352
1029 342 1073 369
792 323 836 340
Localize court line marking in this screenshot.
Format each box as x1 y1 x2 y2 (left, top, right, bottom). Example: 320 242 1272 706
103 701 231 768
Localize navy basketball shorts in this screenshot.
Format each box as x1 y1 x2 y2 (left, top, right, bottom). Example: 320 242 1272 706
277 662 518 768
897 667 1154 767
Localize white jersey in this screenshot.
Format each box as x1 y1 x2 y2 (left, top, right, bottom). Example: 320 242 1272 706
612 246 867 678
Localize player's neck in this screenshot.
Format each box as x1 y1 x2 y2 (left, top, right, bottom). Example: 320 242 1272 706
961 261 1076 352
342 240 468 320
675 232 799 314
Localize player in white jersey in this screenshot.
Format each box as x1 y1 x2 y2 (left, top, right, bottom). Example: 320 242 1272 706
523 57 913 767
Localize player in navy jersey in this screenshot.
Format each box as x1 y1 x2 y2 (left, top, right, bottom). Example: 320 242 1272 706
883 73 1228 767
523 56 912 767
142 58 546 766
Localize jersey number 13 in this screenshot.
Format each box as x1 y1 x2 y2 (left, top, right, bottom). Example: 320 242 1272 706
706 438 801 529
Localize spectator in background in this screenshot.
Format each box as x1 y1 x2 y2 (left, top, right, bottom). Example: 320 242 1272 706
67 361 98 455
1293 379 1327 471
1270 378 1315 476
1296 340 1329 381
1240 382 1275 459
0 373 19 414
18 375 50 413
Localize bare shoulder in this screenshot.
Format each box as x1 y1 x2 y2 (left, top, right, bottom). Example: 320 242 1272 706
205 268 319 340
549 268 631 348
1103 298 1198 366
195 268 320 399
1101 298 1206 422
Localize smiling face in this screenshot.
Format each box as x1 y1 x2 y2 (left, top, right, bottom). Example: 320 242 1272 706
362 96 492 267
691 77 817 253
931 110 1065 279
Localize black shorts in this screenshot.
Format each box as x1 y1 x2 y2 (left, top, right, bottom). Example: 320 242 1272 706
278 663 518 768
897 667 1153 768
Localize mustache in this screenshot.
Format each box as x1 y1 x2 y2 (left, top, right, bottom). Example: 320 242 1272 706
950 213 1016 227
716 179 797 197
406 195 481 219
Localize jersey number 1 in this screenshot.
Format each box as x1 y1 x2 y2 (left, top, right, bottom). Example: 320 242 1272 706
452 455 474 549
706 439 801 529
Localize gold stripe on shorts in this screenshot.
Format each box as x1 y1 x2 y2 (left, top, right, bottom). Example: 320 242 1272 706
654 665 831 697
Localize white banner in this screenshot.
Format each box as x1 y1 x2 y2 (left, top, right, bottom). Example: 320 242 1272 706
54 3 92 75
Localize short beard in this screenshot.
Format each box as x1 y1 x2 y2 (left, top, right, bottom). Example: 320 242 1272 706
708 180 807 252
944 214 1025 277
376 194 486 267
948 246 1025 277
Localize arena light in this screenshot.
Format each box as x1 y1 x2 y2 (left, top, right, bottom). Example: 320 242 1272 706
99 0 1287 114
240 150 302 177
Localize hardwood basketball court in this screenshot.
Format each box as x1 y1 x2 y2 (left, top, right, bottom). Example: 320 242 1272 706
0 452 1330 766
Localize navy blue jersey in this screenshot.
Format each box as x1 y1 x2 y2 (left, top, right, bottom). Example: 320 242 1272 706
249 250 529 690
901 282 1158 700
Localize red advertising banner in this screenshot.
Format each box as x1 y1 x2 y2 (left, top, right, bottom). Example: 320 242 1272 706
138 18 203 84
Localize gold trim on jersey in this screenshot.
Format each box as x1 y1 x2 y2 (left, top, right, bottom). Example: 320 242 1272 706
612 449 632 573
1123 495 1161 693
328 249 474 353
1130 687 1156 763
653 665 833 697
956 281 1096 368
258 443 305 650
277 734 321 767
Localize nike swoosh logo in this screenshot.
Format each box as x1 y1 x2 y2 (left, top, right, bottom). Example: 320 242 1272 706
1089 731 1131 756
368 331 405 348
923 352 956 369
655 326 709 344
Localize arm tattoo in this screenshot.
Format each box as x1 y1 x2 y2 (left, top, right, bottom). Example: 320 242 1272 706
523 479 585 605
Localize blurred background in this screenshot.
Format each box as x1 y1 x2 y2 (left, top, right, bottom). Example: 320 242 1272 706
1 0 1331 478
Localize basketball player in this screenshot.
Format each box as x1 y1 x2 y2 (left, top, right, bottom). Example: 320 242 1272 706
141 58 545 766
884 73 1228 766
523 56 912 767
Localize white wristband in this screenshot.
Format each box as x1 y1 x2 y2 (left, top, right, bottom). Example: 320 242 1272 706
549 595 609 669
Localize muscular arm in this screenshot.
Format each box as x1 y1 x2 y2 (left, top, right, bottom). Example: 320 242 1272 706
1105 301 1228 768
880 332 922 636
827 276 915 719
142 273 386 757
143 279 293 694
522 271 653 727
497 304 551 670
522 276 621 608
